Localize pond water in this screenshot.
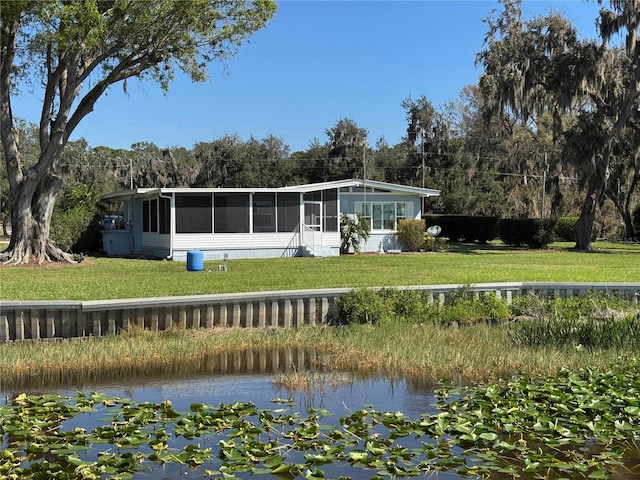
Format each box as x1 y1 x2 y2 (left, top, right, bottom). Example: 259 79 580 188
2 373 464 479
2 349 639 479
2 349 443 416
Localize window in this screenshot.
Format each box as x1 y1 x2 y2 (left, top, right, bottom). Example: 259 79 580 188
142 200 150 233
150 199 158 233
214 193 249 233
323 189 338 232
373 203 395 230
142 198 160 233
253 193 276 233
176 194 212 233
277 192 300 232
396 202 407 223
159 197 170 234
355 202 411 231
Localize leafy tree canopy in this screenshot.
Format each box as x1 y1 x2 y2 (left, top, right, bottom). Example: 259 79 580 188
0 0 276 264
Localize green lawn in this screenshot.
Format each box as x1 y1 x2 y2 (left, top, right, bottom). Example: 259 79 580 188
1 242 638 300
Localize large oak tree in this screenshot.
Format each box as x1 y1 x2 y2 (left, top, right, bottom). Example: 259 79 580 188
0 0 276 264
477 0 639 250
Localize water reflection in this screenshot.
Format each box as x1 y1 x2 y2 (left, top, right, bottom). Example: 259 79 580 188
2 348 444 418
0 348 333 392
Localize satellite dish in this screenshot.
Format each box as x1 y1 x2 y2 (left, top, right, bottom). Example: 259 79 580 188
426 225 442 237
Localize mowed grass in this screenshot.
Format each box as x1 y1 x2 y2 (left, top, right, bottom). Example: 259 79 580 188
1 242 639 300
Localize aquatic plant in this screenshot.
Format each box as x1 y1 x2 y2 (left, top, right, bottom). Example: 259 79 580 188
2 361 640 479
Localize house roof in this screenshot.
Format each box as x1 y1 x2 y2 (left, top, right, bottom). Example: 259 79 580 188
100 179 440 201
281 179 440 196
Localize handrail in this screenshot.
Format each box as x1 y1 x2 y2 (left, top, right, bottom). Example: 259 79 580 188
301 224 315 254
282 225 301 258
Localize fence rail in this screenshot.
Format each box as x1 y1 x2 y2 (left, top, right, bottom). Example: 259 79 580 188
1 282 638 342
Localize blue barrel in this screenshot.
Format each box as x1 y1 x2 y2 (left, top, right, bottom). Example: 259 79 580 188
186 250 204 271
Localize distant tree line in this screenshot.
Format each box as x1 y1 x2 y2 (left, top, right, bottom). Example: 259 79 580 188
2 75 638 249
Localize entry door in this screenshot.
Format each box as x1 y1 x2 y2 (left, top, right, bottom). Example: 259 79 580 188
303 201 323 246
304 202 321 231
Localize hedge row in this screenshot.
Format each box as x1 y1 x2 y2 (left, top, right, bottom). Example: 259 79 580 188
423 215 561 248
423 215 499 243
499 218 556 248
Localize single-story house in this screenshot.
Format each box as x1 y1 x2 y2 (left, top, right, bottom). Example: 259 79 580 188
99 178 440 260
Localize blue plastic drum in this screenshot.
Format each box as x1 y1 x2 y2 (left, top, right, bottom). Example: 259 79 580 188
186 250 204 271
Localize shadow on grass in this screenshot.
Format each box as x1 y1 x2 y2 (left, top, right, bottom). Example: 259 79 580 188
446 242 530 255
447 241 640 255
553 241 640 254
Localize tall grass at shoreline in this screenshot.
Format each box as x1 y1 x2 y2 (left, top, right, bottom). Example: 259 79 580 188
0 327 331 391
325 321 635 381
1 323 635 392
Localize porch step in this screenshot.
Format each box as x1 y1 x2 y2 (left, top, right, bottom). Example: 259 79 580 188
304 244 338 258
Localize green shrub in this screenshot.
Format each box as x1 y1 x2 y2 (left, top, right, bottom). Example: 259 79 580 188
396 219 425 251
510 294 549 318
548 291 635 321
423 234 449 252
554 216 596 242
554 216 579 242
333 288 392 325
443 289 511 325
335 287 511 326
51 206 98 253
423 234 435 252
334 288 636 335
378 288 430 321
499 218 556 248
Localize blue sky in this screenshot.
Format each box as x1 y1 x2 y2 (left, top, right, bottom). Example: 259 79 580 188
14 1 604 153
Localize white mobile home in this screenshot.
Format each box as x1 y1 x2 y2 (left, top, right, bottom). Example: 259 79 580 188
100 179 440 260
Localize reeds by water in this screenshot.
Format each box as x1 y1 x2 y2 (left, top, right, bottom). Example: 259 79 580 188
1 319 636 392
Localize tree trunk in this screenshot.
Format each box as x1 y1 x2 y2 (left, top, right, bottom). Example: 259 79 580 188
574 191 597 251
606 158 639 241
0 172 75 265
608 192 636 240
621 210 635 240
574 148 612 251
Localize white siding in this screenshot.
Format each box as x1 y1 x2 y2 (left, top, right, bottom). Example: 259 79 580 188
140 233 171 257
173 233 299 250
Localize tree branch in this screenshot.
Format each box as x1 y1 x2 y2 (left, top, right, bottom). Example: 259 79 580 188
0 12 22 190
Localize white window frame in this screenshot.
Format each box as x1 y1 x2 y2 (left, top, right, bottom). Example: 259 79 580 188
354 201 412 231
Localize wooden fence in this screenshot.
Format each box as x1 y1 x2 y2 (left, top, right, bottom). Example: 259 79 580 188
1 282 638 342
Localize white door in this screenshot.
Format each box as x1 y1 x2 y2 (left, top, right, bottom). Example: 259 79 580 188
303 201 323 246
